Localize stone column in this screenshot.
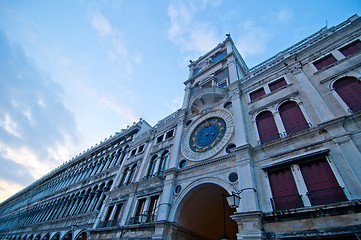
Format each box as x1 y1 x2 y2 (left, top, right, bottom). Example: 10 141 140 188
295 69 334 122
168 115 185 169
156 174 175 221
333 135 361 198
135 142 153 182
231 89 248 146
182 82 192 110
87 190 102 213
232 145 264 240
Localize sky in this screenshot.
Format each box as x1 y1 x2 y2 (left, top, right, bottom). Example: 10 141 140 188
0 0 360 203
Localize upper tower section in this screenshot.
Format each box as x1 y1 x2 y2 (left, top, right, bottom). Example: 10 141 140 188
183 36 248 113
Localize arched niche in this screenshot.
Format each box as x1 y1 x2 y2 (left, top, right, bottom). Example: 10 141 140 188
176 183 238 240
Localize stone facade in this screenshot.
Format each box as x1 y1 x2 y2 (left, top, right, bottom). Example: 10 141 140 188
1 15 361 240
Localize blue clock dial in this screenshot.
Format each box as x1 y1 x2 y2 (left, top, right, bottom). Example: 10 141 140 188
189 117 226 152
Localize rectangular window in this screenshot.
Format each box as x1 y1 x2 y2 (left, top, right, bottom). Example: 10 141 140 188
104 205 114 221
215 68 229 84
339 39 361 57
268 168 303 211
156 135 163 144
313 54 337 70
113 204 123 220
166 129 174 139
269 78 287 92
193 67 202 76
250 88 265 101
146 196 159 222
130 149 137 156
135 199 146 217
138 144 144 153
212 50 227 63
299 158 346 206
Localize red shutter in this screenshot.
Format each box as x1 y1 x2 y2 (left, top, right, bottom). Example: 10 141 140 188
250 88 265 101
313 54 337 70
268 168 303 210
256 111 280 143
269 78 287 92
279 101 309 135
334 77 361 113
299 158 346 205
339 40 361 57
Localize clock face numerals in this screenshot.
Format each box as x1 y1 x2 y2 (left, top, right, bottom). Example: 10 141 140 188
189 117 226 153
181 110 234 161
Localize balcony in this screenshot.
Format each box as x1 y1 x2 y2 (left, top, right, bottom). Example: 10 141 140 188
128 214 156 225
189 86 226 113
271 194 304 211
98 220 119 228
307 186 347 206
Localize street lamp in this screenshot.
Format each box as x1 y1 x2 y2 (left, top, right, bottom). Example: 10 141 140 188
226 187 257 208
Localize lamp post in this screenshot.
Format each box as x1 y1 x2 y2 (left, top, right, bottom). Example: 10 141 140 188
226 187 257 208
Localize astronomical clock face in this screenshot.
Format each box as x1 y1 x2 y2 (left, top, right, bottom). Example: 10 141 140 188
182 110 234 161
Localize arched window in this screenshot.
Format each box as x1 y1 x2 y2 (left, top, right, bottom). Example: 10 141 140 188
334 77 361 113
118 167 129 187
256 111 280 144
126 164 137 185
158 151 169 175
279 101 309 135
146 155 158 179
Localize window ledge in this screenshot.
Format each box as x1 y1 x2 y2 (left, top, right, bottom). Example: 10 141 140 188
263 199 361 223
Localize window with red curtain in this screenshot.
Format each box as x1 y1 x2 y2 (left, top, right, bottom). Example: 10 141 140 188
269 78 287 92
250 88 265 101
299 158 346 206
313 54 337 70
268 167 303 210
279 101 309 135
256 111 280 144
339 40 361 57
334 77 361 113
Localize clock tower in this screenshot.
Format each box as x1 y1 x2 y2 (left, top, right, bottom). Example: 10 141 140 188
180 36 249 162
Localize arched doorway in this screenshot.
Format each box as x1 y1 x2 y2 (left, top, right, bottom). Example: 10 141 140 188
177 183 238 240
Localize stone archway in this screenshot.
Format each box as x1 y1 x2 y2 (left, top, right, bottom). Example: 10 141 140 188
177 183 237 240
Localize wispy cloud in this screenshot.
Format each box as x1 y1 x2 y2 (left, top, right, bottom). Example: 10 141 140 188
165 96 183 112
0 30 78 202
100 95 140 123
89 10 141 78
167 0 221 54
236 20 270 57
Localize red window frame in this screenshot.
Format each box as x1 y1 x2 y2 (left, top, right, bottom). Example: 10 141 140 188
250 88 265 101
339 40 361 57
279 101 309 135
268 167 303 210
313 54 337 70
334 77 361 113
269 78 287 92
299 158 346 205
256 111 280 144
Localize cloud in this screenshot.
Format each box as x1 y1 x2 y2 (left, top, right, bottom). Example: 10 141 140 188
165 96 183 112
0 30 78 202
91 11 113 37
272 7 292 24
89 10 140 79
236 20 270 57
167 0 221 54
99 95 140 123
